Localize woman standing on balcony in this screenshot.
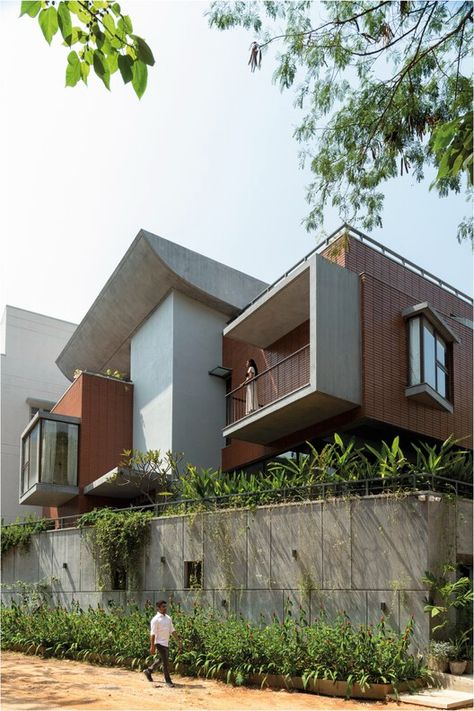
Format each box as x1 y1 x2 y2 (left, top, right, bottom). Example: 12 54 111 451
245 359 259 415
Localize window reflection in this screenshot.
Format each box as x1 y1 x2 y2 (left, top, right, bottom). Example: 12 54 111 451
408 316 450 401
21 417 78 495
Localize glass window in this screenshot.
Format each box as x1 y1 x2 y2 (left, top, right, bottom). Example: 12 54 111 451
408 317 421 385
436 336 446 366
21 417 79 494
21 422 40 495
408 316 450 401
41 420 78 487
423 321 436 390
437 367 447 398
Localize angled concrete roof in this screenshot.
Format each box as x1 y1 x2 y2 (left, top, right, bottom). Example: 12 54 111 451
56 230 268 380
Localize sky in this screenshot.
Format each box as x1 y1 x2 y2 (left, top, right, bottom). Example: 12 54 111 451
1 0 472 327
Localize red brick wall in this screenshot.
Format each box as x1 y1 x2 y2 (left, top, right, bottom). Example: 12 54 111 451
323 235 472 447
44 373 133 518
221 235 472 470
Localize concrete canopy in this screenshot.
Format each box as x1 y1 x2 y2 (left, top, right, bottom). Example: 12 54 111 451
56 230 267 380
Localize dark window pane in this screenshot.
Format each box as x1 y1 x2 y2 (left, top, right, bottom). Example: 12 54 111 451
423 322 436 389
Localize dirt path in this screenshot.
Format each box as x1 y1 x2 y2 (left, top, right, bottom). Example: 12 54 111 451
1 651 428 711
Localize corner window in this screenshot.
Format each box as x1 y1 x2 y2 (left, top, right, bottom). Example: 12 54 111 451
408 316 450 400
405 310 455 413
21 416 79 496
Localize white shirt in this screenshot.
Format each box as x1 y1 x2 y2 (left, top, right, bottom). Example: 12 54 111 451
150 611 175 647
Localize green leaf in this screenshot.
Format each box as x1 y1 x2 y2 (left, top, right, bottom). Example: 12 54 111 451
132 35 155 66
111 3 121 17
38 7 59 45
118 15 133 36
107 52 119 75
57 2 72 42
118 54 133 84
132 59 147 98
20 1 41 18
102 12 116 37
80 61 90 84
65 51 81 87
93 50 110 89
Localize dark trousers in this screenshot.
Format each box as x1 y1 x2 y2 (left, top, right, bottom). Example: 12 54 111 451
148 644 172 683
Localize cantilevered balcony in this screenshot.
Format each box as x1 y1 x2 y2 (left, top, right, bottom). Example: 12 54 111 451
226 345 310 426
223 251 362 445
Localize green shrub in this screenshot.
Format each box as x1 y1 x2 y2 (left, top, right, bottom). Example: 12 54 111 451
1 516 54 555
1 601 428 691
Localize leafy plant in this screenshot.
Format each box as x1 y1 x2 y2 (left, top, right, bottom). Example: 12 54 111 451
428 640 451 661
366 437 407 478
77 508 153 589
115 449 182 505
1 515 54 555
20 0 155 98
423 564 473 636
1 601 429 693
208 1 473 242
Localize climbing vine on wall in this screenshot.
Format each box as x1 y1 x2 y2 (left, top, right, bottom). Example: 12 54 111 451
77 508 153 590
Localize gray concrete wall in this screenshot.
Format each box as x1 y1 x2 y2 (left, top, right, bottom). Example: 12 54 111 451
314 255 361 404
0 306 76 523
2 494 471 651
171 292 228 470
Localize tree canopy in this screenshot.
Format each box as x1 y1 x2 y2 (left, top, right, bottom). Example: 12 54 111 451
20 0 154 98
20 1 472 240
208 1 472 241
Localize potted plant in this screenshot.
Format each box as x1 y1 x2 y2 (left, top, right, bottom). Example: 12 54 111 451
446 638 468 675
427 641 451 673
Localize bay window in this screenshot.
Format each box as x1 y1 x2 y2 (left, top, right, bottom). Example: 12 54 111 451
20 413 79 497
403 302 458 413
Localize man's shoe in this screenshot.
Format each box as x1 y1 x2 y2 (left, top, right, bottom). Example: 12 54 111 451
143 669 153 682
166 682 175 688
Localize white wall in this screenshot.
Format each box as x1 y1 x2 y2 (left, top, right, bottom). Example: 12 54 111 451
130 291 228 469
130 294 174 453
0 306 76 523
172 291 228 470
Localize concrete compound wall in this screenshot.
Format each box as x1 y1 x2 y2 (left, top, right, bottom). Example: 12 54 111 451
2 494 472 650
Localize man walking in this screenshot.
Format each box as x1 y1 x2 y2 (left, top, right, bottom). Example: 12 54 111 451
143 600 177 687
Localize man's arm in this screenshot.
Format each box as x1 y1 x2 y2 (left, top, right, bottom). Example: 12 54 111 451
150 633 156 655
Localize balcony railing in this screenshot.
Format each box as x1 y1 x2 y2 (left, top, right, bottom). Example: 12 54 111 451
225 344 310 426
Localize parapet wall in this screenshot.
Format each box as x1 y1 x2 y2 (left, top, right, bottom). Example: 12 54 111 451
2 494 472 650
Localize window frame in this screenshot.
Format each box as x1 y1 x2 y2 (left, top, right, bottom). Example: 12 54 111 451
20 412 80 496
408 315 451 401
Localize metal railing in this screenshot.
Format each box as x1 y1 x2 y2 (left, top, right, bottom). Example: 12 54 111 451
236 224 472 315
225 344 310 426
2 472 471 532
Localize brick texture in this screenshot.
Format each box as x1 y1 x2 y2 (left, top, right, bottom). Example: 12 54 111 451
222 235 472 469
43 372 133 518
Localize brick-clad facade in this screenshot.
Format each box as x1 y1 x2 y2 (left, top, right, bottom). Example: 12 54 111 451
43 372 133 518
222 234 472 470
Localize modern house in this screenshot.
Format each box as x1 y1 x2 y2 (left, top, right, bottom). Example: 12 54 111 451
0 306 76 523
17 225 473 521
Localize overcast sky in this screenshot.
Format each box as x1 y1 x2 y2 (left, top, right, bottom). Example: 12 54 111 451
1 0 472 327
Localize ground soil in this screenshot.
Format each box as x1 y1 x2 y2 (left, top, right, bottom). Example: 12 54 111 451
1 651 429 711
